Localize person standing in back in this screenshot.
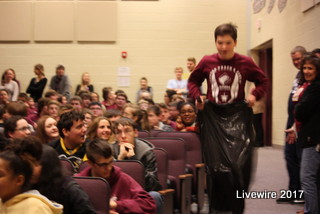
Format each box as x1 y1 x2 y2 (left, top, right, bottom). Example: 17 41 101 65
26 64 47 103
49 65 72 100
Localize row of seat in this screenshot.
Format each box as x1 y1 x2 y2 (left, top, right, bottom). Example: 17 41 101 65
138 131 205 214
60 131 205 214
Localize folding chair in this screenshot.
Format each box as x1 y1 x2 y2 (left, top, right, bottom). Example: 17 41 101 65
73 176 110 214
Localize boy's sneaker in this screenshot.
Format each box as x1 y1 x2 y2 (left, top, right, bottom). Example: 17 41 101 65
276 197 293 204
291 199 305 204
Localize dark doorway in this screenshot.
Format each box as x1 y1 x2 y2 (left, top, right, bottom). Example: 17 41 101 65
251 40 273 146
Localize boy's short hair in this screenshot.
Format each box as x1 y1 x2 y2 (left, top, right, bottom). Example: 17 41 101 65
57 110 84 138
4 116 24 138
187 57 196 64
114 117 138 131
86 139 113 162
214 23 238 41
69 96 82 103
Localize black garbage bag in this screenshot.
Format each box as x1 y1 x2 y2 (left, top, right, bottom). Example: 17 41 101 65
199 101 255 213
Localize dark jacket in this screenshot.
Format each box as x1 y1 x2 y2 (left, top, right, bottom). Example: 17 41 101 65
111 138 161 191
295 80 320 148
48 138 87 170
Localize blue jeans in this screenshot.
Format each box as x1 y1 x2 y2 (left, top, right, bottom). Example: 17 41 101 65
284 138 302 192
301 146 320 214
149 191 163 214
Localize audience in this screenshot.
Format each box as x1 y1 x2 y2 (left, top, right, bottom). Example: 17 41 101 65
47 100 61 121
0 137 63 213
147 105 173 131
136 77 153 103
26 64 47 102
86 116 115 144
75 72 94 96
123 103 150 131
89 102 104 118
69 96 83 112
49 65 71 100
76 139 157 214
0 88 10 105
34 144 96 214
101 87 117 110
4 116 32 139
166 67 188 95
176 102 198 132
48 110 87 170
0 68 20 101
111 117 161 191
36 116 59 144
114 92 128 111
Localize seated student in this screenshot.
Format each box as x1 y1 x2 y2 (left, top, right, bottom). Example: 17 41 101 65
89 102 104 119
33 144 96 214
86 116 115 144
0 88 10 105
111 118 163 214
76 139 156 214
167 101 180 122
147 105 173 132
47 100 61 121
79 92 92 109
48 110 87 171
136 77 153 103
157 103 176 130
36 116 60 144
175 102 198 132
115 92 128 111
44 89 59 101
69 96 83 112
0 137 63 214
105 109 122 123
122 103 150 131
111 117 161 191
82 108 93 128
101 87 117 110
4 116 32 139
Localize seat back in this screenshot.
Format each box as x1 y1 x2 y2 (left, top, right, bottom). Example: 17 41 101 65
145 137 186 195
78 161 90 172
152 148 169 189
138 130 151 138
60 159 75 176
114 160 145 189
154 131 202 168
154 131 205 211
73 176 110 214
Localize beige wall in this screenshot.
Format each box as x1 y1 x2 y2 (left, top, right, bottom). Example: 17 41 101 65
1 0 319 146
0 0 247 103
250 1 320 146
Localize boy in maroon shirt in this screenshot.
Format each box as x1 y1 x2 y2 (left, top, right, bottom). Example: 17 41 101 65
188 23 268 214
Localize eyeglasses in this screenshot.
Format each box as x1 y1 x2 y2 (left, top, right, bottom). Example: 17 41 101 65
15 126 32 132
93 159 114 167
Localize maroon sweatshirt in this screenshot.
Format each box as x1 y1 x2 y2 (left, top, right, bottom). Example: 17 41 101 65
188 53 268 103
76 166 156 214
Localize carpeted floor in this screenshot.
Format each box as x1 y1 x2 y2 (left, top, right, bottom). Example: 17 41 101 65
197 147 304 214
245 147 303 214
